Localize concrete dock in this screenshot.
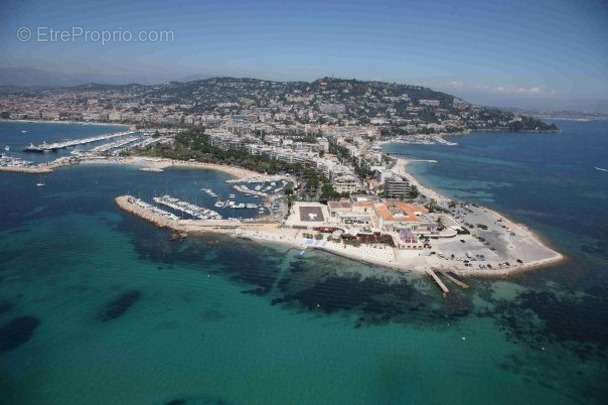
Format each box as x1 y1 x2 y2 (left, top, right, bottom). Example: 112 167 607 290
442 272 470 289
426 268 450 296
115 195 240 233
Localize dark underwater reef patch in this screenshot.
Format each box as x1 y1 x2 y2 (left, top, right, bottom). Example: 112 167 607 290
0 316 41 352
130 227 179 264
496 351 603 405
580 240 608 260
273 259 472 327
124 219 284 295
0 301 13 315
517 291 608 349
100 291 142 322
488 286 608 365
125 221 475 326
584 280 608 299
206 239 283 295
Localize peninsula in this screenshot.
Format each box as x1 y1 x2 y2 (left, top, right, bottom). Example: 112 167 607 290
0 78 564 282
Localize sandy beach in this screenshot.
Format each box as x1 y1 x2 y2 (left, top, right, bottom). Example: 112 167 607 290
1 154 264 181
130 157 266 180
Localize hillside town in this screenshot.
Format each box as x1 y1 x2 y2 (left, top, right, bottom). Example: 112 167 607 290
0 77 558 200
0 77 557 136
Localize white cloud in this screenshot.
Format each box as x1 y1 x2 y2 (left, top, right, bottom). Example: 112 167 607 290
444 81 553 97
447 80 465 89
510 86 541 94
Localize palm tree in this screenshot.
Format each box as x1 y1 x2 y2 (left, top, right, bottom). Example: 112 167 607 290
436 216 445 230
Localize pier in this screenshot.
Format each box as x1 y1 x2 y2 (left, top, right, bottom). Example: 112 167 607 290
115 196 181 231
116 195 241 233
23 131 134 153
234 184 268 197
442 271 470 289
426 268 449 296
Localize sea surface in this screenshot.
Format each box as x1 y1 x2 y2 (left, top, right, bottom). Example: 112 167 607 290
0 120 607 405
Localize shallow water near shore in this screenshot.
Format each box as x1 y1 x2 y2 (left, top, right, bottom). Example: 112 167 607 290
1 121 607 404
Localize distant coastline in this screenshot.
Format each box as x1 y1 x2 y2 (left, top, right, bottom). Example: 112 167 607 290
536 117 608 122
1 118 134 130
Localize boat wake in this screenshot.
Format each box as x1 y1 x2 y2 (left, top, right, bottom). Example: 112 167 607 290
595 167 608 172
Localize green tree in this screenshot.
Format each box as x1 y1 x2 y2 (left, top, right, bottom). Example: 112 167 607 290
408 185 419 199
426 198 439 213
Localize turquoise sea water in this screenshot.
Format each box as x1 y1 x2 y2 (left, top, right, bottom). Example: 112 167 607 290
1 121 607 404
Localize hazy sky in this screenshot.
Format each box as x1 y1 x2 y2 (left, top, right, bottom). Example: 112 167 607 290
1 0 607 111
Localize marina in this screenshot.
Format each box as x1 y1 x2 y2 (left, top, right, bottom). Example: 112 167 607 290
0 154 33 168
23 130 135 152
231 179 288 198
132 197 179 221
89 136 140 154
153 194 222 220
233 184 269 197
222 200 261 210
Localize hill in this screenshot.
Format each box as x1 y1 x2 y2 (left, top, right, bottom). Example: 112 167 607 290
0 76 558 134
